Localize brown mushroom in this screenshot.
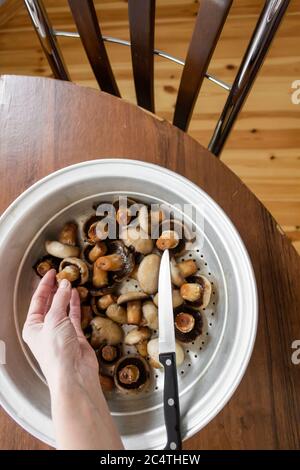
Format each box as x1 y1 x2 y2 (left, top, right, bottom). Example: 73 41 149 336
136 341 148 357
170 258 185 287
33 255 60 278
180 275 212 308
90 317 124 349
117 291 149 305
141 301 158 330
106 303 127 324
58 222 78 246
83 241 107 264
127 300 142 325
76 286 89 303
156 219 196 257
121 226 154 255
147 338 184 368
156 230 179 251
114 355 150 393
153 289 183 309
97 294 116 310
173 305 203 343
137 253 161 294
45 240 80 259
57 257 89 286
177 259 198 278
96 240 135 282
56 265 80 283
124 327 151 346
93 260 109 288
97 344 121 365
81 304 93 330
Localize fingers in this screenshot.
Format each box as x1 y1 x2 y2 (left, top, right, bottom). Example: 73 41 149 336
26 270 56 325
69 288 85 338
47 279 72 324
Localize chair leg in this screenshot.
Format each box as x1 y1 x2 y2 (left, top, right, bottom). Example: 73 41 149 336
208 0 290 157
24 0 70 81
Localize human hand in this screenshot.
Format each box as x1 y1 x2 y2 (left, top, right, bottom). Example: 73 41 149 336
22 269 99 392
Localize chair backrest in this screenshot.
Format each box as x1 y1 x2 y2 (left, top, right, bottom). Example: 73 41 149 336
24 0 290 156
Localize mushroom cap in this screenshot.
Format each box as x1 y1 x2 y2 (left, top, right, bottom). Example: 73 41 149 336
124 327 151 345
147 338 185 368
141 301 158 330
106 303 128 324
137 253 161 294
173 305 203 343
59 257 89 285
83 215 106 242
114 355 150 394
170 258 185 287
121 226 154 254
45 240 80 259
117 291 149 305
153 289 184 309
58 222 78 246
90 316 124 348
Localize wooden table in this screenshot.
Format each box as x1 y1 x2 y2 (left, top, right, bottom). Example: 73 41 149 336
0 75 299 450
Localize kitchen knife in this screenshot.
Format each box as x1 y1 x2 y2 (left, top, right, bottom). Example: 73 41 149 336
158 249 182 450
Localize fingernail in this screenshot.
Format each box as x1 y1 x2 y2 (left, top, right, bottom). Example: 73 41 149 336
59 279 70 289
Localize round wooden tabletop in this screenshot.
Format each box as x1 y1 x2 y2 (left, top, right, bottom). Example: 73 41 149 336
0 75 299 450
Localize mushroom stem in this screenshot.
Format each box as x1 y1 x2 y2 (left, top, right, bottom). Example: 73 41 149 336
36 260 53 277
101 345 118 363
136 341 148 357
127 300 142 325
96 254 123 271
77 286 89 303
56 265 80 283
59 222 78 246
118 365 140 385
97 294 116 310
175 312 195 333
116 207 131 226
180 283 202 302
93 263 108 287
81 305 93 330
177 259 198 278
88 242 107 262
156 230 179 250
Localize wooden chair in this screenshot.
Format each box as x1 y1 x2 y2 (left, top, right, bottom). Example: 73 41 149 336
23 0 290 156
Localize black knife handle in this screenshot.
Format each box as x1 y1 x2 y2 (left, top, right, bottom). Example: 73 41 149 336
159 352 182 450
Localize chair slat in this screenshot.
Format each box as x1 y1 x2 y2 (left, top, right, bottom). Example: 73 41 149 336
24 0 70 81
173 0 233 131
128 0 156 112
68 0 120 96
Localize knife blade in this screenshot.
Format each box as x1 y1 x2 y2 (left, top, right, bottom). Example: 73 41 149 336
158 249 176 355
158 249 182 450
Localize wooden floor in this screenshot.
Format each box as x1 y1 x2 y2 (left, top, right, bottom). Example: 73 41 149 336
1 0 299 253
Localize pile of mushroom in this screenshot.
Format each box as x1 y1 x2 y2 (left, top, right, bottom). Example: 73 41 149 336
33 198 212 395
